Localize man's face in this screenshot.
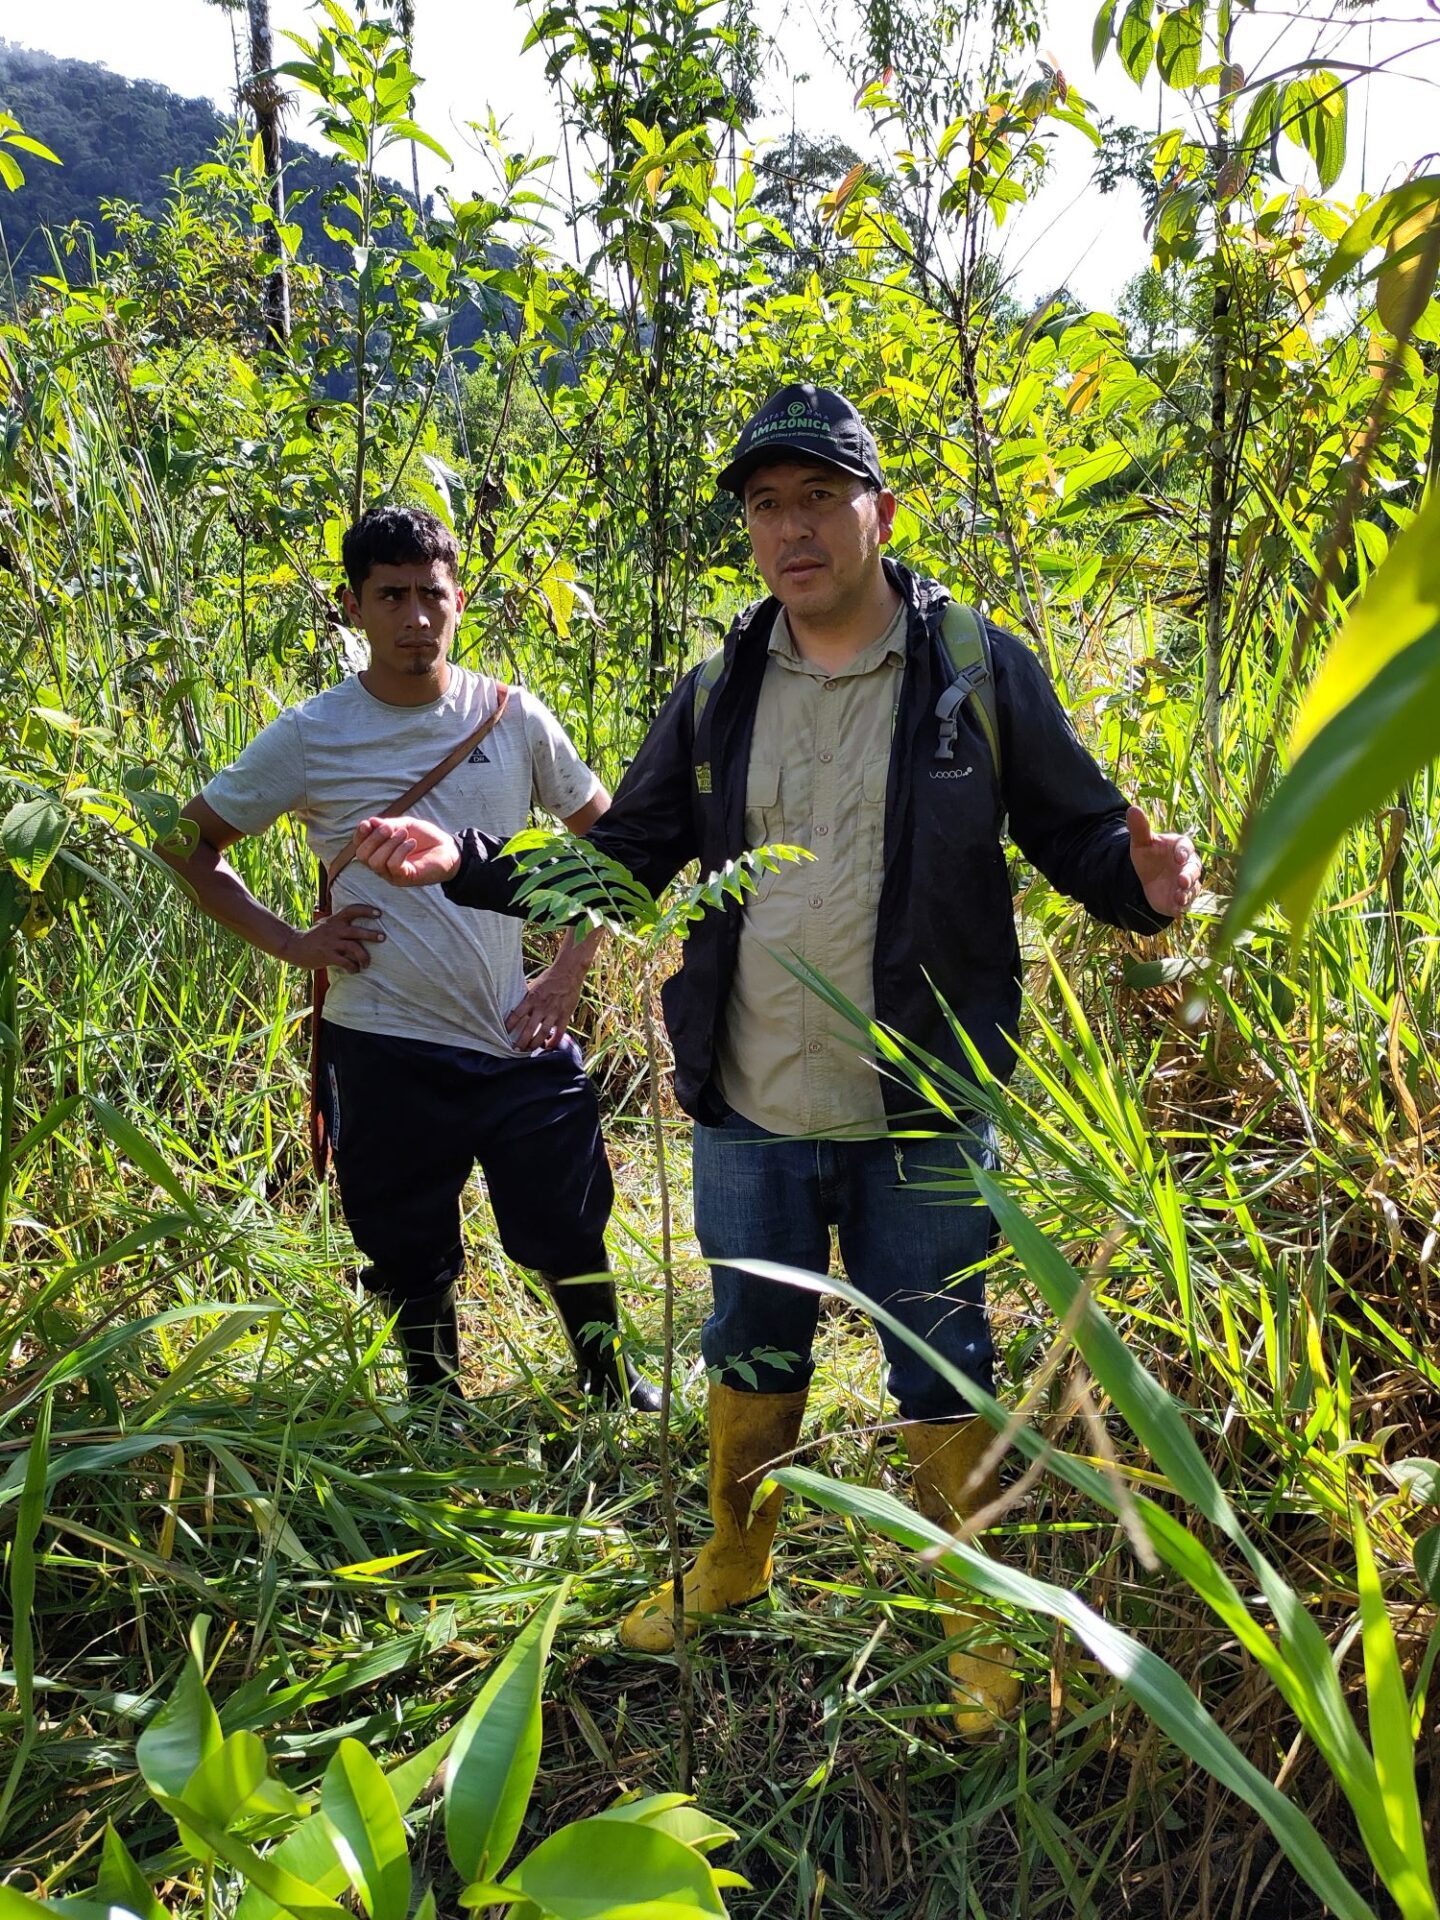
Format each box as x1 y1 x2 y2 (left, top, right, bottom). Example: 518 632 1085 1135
741 461 897 622
342 559 464 682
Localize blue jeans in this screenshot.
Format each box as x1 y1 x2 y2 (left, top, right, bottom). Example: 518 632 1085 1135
693 1112 997 1421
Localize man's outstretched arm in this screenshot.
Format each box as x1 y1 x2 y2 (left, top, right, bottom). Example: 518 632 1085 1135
163 796 385 974
351 666 707 906
350 790 613 1051
502 788 611 1052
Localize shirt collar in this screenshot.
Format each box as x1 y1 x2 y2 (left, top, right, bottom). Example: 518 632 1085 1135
769 595 908 676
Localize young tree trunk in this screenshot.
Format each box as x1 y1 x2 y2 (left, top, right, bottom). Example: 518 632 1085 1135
395 0 424 213
246 0 291 349
1202 6 1236 807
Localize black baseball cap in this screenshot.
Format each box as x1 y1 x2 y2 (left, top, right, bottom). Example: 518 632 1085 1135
717 383 885 496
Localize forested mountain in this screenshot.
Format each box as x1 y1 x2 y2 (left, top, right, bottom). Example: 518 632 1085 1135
1 41 295 280
0 38 512 358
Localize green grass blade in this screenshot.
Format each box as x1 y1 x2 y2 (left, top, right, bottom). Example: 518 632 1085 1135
0 1389 51 1840
1351 1504 1437 1918
776 1468 1378 1920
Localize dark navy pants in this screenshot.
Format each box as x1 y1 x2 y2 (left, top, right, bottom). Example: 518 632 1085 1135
693 1112 997 1421
321 1021 613 1301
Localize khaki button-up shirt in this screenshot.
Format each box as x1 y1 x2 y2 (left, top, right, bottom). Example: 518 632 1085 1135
714 597 907 1136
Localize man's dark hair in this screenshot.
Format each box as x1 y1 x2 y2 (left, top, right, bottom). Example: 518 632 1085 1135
341 505 459 593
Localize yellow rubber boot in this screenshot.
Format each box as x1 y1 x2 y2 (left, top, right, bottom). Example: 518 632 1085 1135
620 1380 809 1653
904 1417 1022 1741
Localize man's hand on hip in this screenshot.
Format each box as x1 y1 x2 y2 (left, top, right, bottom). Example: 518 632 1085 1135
506 961 585 1052
1126 805 1202 918
284 904 384 974
506 927 607 1052
352 815 461 886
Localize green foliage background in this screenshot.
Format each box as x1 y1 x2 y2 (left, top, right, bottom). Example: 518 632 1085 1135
0 1 1437 1916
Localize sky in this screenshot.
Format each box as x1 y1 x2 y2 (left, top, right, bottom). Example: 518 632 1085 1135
6 0 1439 311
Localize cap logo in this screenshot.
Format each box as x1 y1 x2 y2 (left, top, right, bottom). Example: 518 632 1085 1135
751 408 837 443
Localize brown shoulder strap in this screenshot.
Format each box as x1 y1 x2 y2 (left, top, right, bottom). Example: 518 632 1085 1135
324 683 511 892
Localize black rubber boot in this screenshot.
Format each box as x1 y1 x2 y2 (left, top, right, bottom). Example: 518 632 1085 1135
541 1272 662 1412
392 1283 464 1402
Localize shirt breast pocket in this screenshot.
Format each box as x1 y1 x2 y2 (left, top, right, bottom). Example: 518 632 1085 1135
858 758 889 909
744 762 782 844
744 762 784 901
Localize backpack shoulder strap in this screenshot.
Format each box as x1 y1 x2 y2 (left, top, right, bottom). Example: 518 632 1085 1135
935 600 1001 782
689 648 727 795
691 646 727 736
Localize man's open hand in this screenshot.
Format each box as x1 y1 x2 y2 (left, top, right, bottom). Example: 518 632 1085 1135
351 815 461 886
284 904 384 974
1127 806 1202 918
506 958 585 1052
506 927 606 1051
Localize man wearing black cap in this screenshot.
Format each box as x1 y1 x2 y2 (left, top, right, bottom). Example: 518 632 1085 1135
349 385 1201 1734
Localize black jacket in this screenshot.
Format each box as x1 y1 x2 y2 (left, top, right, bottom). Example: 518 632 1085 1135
445 560 1169 1126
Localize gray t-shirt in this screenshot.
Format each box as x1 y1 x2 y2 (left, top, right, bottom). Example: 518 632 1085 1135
202 667 598 1056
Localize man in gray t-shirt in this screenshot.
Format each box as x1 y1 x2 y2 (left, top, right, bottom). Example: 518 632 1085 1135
163 505 658 1412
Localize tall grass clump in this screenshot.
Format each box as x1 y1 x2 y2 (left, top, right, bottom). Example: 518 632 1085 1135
1 0 1438 1914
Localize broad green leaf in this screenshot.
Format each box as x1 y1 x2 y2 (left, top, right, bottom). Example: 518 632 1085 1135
1237 81 1279 167
136 1624 221 1801
1310 177 1440 307
1059 443 1130 498
3 130 60 164
234 1716 458 1920
776 1468 1378 1920
129 788 181 842
592 1795 736 1854
176 1728 298 1854
1091 0 1118 67
1393 1459 1440 1505
1117 0 1154 84
1416 1528 1440 1604
444 1583 569 1881
232 1814 344 1920
182 1730 269 1826
0 1894 52 1918
382 120 451 162
1226 488 1440 938
21 1905 146 1920
321 1740 411 1920
1283 72 1346 191
1156 3 1202 88
153 1797 351 1920
3 796 67 888
1376 198 1440 338
501 1819 726 1918
94 1825 170 1920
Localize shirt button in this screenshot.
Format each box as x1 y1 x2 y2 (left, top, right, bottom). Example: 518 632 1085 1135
809 894 823 909
823 679 839 691
816 824 829 837
808 1039 823 1054
819 750 833 763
